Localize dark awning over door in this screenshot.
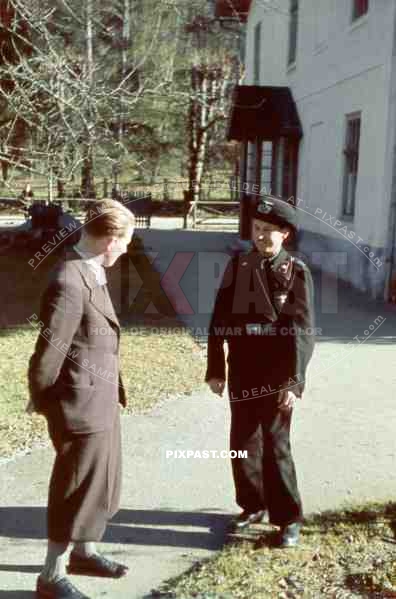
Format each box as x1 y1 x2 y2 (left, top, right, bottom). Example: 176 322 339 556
228 85 302 141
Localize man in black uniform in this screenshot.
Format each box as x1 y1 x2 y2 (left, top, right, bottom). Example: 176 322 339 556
205 195 315 547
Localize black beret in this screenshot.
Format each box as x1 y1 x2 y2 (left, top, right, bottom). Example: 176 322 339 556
252 195 298 232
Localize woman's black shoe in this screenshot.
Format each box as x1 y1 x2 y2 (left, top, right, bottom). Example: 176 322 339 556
36 575 91 599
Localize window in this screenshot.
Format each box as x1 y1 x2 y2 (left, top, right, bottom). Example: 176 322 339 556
253 22 261 84
352 0 368 21
274 138 285 195
288 0 299 65
272 138 298 199
247 142 257 189
247 141 274 193
282 141 298 199
252 138 297 199
341 114 361 218
0 2 13 27
260 141 273 192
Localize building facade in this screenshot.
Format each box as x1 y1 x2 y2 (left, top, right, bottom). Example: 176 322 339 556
224 0 396 300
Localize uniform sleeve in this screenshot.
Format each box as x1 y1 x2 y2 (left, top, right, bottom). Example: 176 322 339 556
205 258 234 382
27 265 83 413
289 263 315 397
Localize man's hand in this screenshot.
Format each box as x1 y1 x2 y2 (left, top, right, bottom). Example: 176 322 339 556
278 389 299 411
207 378 226 397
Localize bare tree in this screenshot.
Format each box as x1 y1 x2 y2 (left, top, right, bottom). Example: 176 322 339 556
0 0 241 204
183 10 242 225
0 0 182 198
187 58 237 218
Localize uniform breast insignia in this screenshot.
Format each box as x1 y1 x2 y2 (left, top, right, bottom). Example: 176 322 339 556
273 291 289 310
271 257 295 311
275 259 293 282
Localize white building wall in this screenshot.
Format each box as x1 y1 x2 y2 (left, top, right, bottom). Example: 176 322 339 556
290 0 395 246
382 15 396 299
245 0 396 296
297 66 388 244
244 0 289 85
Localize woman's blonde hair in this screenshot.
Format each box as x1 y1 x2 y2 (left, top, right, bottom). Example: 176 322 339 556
84 199 135 238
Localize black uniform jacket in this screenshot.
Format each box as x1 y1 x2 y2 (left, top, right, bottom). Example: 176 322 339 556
28 248 127 434
205 247 315 399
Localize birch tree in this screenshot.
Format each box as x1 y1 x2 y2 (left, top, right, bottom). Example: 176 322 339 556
0 0 183 197
0 0 240 201
182 5 242 223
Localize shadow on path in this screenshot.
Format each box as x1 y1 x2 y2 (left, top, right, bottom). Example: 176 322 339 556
0 593 35 598
0 507 230 552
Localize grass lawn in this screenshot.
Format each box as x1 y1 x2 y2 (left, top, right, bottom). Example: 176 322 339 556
0 327 205 458
0 235 205 458
155 503 396 599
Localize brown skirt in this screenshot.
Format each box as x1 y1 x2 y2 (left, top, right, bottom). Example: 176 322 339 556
47 410 121 542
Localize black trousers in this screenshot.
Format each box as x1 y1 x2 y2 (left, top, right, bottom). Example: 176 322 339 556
230 394 302 527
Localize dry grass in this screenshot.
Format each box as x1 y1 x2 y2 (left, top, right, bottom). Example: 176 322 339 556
154 503 396 599
0 326 205 459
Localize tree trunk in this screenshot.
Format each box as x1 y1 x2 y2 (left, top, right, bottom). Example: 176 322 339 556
81 0 95 198
187 64 211 226
81 146 95 198
1 161 8 181
119 0 131 141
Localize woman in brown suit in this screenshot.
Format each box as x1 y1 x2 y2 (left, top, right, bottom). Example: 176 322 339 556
28 199 135 599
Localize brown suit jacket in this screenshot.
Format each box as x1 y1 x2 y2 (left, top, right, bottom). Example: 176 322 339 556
28 248 127 434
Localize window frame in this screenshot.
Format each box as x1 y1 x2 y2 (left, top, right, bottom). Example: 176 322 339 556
341 112 362 220
253 21 262 85
287 0 299 66
351 0 368 23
